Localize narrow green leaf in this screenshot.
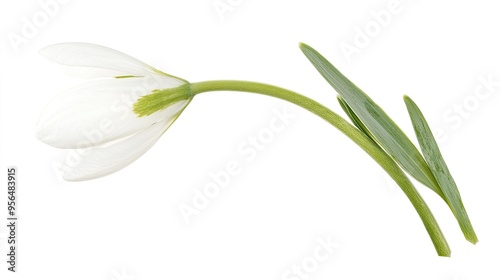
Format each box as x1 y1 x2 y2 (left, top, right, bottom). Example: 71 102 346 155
299 43 443 197
404 96 478 244
337 95 376 143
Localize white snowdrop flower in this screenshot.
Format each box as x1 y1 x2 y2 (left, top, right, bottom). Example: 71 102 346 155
37 42 192 181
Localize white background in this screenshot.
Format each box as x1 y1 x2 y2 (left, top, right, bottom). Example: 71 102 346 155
1 0 500 279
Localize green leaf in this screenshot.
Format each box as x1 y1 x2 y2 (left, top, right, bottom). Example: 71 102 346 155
404 96 478 244
299 43 443 197
337 95 376 143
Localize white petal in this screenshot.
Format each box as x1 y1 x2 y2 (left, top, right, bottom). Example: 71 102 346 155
40 42 163 78
37 76 190 148
61 118 174 181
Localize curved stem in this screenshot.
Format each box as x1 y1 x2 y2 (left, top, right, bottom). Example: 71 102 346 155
190 80 450 256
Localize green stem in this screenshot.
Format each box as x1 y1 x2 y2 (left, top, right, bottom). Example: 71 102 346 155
190 80 450 256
